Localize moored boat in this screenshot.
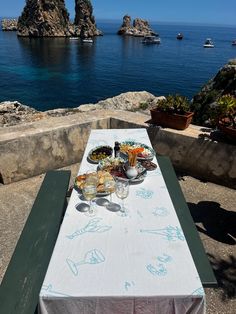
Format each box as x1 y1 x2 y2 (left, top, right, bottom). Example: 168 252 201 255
82 37 93 43
142 35 161 44
232 40 236 46
176 33 183 40
203 38 214 48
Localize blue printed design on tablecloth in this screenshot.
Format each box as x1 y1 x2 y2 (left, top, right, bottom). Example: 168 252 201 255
66 218 112 240
147 263 167 276
41 284 70 297
140 225 185 241
157 253 172 263
191 287 205 296
137 210 144 218
124 281 135 291
66 249 105 276
152 206 170 217
136 188 154 199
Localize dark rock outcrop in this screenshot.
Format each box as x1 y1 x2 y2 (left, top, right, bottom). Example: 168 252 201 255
191 59 236 125
74 0 102 37
118 15 156 36
1 19 18 31
17 0 70 37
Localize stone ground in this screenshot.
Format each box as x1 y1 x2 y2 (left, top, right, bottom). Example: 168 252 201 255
0 163 235 314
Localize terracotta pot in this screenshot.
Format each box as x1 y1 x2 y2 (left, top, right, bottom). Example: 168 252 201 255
150 109 194 130
217 120 236 141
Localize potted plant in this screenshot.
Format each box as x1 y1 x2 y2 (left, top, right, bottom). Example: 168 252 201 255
209 94 236 140
150 94 194 130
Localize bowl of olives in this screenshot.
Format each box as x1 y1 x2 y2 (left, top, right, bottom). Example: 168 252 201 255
87 145 113 163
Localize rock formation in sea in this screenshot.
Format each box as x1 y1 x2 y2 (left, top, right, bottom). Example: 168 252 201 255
117 15 156 36
191 59 236 125
1 19 18 31
0 92 165 127
17 0 70 37
74 0 102 37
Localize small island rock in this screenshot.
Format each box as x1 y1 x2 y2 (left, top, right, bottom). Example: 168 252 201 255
1 19 18 31
118 15 156 36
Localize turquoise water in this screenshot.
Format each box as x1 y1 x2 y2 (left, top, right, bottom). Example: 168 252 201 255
0 21 236 110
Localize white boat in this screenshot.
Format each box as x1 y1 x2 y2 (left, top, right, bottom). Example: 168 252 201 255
142 35 161 44
82 38 93 43
176 33 183 40
70 37 79 40
203 38 214 48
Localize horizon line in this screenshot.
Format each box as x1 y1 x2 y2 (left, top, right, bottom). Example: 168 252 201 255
0 16 236 28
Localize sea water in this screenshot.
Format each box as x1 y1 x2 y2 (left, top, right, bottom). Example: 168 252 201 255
0 20 236 110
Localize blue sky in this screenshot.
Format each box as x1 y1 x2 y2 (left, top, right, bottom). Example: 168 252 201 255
1 0 236 26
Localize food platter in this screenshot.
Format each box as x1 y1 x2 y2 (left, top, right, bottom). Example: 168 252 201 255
120 141 155 161
74 170 114 196
87 145 113 164
98 157 147 183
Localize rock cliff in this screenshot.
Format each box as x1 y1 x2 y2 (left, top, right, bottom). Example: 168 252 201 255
1 19 18 31
191 59 236 125
74 0 102 37
118 15 156 36
0 92 161 127
17 0 70 37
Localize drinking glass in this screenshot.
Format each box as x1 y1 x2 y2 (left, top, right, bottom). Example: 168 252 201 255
115 178 129 213
82 182 97 215
103 175 115 203
86 170 98 185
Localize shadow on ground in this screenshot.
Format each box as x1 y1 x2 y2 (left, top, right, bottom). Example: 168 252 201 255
208 253 236 300
188 200 236 300
188 201 236 245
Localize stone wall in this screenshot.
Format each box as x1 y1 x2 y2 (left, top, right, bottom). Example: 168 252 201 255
0 110 235 188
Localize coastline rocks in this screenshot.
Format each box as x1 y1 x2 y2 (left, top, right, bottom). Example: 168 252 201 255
17 0 70 37
0 92 159 127
118 15 156 37
74 0 102 37
191 59 236 125
0 101 46 127
1 19 18 31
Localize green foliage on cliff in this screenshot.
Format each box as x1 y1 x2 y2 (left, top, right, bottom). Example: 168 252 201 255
191 61 236 126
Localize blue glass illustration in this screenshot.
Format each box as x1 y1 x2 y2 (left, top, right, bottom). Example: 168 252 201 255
41 284 70 297
66 218 112 239
191 287 205 295
152 206 170 217
140 225 185 241
137 210 144 218
147 263 167 276
136 188 154 199
124 281 135 291
66 249 105 276
157 253 172 263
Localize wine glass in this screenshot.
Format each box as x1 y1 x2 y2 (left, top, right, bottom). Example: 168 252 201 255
86 170 98 185
82 181 97 215
115 178 129 213
103 175 115 203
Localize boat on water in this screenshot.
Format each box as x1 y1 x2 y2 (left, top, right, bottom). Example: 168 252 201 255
142 35 161 44
203 38 214 48
70 37 79 40
176 33 183 40
82 38 93 43
232 40 236 46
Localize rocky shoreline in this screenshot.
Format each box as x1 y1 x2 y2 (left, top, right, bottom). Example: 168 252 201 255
0 91 165 128
1 19 18 31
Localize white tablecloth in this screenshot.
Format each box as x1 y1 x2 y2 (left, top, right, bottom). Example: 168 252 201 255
39 129 205 314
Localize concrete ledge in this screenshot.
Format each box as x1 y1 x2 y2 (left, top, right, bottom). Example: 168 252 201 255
0 110 235 188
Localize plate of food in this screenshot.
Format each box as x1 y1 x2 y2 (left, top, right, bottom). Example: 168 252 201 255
120 141 155 161
87 145 113 164
98 157 147 183
75 170 114 196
